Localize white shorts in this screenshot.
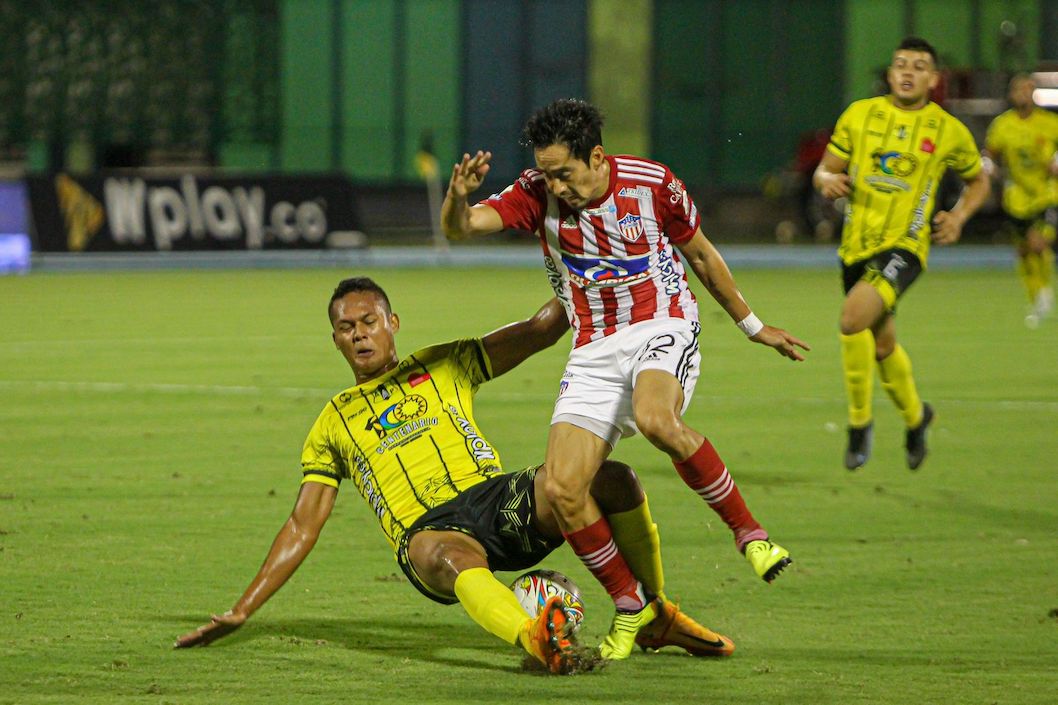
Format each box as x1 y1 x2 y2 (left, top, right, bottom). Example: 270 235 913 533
552 318 701 447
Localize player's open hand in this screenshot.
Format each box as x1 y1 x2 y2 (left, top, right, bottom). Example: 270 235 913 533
930 210 965 245
750 325 810 361
174 610 247 648
448 150 492 199
817 172 851 200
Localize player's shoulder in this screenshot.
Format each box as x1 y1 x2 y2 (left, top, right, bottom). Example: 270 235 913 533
988 108 1015 129
1035 108 1058 127
926 101 968 127
406 338 486 370
612 154 672 187
843 96 886 118
513 168 547 195
488 168 546 203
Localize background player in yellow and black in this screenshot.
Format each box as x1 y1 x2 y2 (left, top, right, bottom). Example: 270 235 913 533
813 36 990 471
176 277 734 673
984 73 1058 328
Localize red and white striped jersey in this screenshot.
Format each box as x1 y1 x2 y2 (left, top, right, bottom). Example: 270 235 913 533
485 154 701 348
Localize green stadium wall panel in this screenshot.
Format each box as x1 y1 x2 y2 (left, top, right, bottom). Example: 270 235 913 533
845 0 906 102
342 0 399 180
979 0 1040 72
402 0 461 181
650 0 718 189
280 0 335 170
588 0 652 157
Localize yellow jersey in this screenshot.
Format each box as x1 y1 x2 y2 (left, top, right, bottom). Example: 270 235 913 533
300 339 504 551
985 107 1058 219
827 96 982 265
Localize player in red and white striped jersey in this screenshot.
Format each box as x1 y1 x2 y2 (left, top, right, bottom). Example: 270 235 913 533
442 99 809 659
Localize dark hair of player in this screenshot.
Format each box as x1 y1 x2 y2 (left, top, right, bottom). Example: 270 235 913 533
897 36 938 67
520 99 604 164
328 277 392 321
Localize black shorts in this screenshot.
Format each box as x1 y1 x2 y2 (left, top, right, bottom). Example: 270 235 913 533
1002 209 1057 243
841 248 923 311
395 465 563 605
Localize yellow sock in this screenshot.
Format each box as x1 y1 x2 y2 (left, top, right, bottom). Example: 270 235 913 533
453 567 530 646
840 331 875 428
1041 247 1055 291
1019 253 1041 302
608 497 665 599
877 344 923 428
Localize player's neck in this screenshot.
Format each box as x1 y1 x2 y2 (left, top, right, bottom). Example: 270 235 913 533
588 157 611 203
888 94 929 111
354 358 399 386
1016 105 1035 119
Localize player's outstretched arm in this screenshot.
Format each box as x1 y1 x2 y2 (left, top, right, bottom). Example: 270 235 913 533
482 297 569 378
812 151 851 200
676 231 810 362
931 169 990 245
441 150 505 240
174 482 337 648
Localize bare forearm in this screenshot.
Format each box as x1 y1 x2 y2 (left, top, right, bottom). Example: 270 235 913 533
483 298 569 378
231 518 320 617
951 172 990 221
684 243 752 322
441 192 472 240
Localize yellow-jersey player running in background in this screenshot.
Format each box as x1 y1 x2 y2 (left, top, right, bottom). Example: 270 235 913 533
984 73 1058 327
814 36 991 471
176 277 735 674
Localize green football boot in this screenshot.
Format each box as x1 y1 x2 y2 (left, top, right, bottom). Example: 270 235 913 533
599 600 657 660
744 539 792 583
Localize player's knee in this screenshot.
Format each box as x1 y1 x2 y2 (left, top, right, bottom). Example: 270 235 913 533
839 310 867 336
635 407 682 452
874 339 895 360
408 533 481 591
590 461 644 513
541 470 591 519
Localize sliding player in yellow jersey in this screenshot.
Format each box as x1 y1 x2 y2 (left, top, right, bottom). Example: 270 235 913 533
984 73 1058 327
175 277 734 674
814 37 990 471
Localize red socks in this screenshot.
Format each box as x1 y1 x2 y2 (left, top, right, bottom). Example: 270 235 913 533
564 518 646 612
674 438 767 550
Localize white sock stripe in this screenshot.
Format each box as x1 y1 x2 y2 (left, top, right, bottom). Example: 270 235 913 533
698 468 731 494
696 475 733 501
704 481 735 504
576 539 618 568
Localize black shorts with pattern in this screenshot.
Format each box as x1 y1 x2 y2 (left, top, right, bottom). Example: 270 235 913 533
395 465 563 605
842 247 923 310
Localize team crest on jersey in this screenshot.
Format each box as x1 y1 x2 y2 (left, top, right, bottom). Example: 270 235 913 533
617 213 644 242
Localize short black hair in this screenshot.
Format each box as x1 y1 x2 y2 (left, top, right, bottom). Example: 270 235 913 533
328 277 391 322
896 36 938 67
520 99 604 164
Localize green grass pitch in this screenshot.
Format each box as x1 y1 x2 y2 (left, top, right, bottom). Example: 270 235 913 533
1 265 1056 704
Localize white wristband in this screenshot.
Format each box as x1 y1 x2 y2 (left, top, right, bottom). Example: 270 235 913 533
736 312 764 337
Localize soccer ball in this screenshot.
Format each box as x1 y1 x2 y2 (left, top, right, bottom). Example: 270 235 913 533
509 569 585 633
